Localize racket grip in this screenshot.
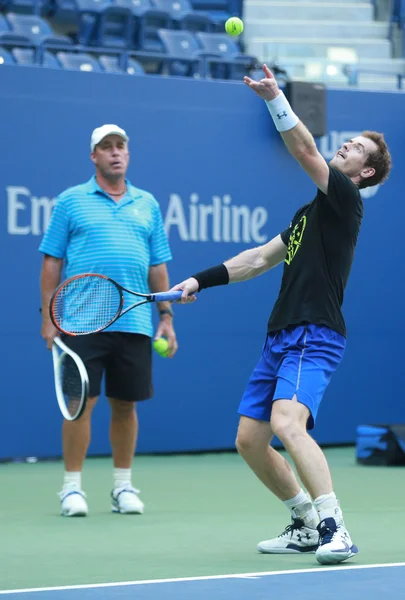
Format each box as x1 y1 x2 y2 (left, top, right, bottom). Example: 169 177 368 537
151 291 183 302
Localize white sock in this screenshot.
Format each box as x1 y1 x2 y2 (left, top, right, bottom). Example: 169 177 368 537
63 471 81 490
284 489 319 529
314 492 343 524
114 468 132 489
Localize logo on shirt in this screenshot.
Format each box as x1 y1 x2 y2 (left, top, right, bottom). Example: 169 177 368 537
285 215 306 265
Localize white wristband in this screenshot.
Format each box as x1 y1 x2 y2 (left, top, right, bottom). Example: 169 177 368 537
265 91 299 132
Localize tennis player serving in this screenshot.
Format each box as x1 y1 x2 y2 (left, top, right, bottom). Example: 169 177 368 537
170 65 392 565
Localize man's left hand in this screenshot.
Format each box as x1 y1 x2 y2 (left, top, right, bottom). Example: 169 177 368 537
244 64 281 101
154 316 178 358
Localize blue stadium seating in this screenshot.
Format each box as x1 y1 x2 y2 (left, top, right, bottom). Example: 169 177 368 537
124 0 171 51
0 0 256 76
126 54 144 72
56 49 102 69
12 46 61 65
392 0 405 26
99 52 145 73
6 12 73 48
152 0 214 32
0 45 15 62
94 5 134 47
0 0 47 15
6 0 47 15
74 0 110 45
157 27 201 75
189 0 234 27
195 32 257 79
0 12 32 45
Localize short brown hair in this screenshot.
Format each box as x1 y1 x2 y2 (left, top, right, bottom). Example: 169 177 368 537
359 131 392 189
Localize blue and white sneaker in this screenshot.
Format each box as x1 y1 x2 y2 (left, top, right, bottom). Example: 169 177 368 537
59 485 88 517
111 485 144 514
257 518 319 554
316 517 358 565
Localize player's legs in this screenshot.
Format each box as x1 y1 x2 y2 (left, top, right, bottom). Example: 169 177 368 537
270 399 332 499
235 416 301 501
237 334 319 553
270 324 357 564
106 333 153 514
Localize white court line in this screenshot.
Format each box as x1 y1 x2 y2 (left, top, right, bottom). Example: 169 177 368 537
1 562 404 595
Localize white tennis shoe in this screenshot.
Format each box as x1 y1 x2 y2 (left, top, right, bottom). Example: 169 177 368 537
59 485 88 517
316 517 358 564
111 485 144 514
257 518 319 554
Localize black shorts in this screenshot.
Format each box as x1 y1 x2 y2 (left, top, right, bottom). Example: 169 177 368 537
61 332 153 402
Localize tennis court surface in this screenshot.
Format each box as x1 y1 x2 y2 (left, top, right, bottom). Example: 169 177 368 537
1 448 404 599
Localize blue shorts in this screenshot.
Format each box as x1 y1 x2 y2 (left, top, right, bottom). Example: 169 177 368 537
238 324 346 430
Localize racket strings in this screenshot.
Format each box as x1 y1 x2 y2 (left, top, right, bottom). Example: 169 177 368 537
60 353 83 418
53 276 121 334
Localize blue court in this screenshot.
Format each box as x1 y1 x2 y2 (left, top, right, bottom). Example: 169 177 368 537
1 565 404 600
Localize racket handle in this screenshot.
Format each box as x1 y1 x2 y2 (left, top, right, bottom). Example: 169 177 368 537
151 291 184 302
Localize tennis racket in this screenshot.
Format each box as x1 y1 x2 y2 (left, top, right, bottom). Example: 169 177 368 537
50 273 183 336
52 337 89 421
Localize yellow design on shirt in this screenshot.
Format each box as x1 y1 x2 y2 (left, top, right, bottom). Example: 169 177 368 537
285 215 306 265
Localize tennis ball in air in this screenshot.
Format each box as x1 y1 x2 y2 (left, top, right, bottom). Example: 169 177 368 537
225 16 244 36
153 337 170 357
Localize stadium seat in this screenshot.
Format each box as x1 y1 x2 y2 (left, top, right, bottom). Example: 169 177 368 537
56 50 102 70
157 28 202 76
51 0 81 24
0 12 32 45
126 55 144 72
195 32 257 79
74 0 110 45
6 13 73 48
99 53 145 73
189 0 233 28
94 5 134 47
0 46 15 63
113 0 170 50
12 46 61 66
152 0 214 32
7 0 48 15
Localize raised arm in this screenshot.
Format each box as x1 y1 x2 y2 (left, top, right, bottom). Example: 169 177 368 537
244 65 330 194
171 234 287 302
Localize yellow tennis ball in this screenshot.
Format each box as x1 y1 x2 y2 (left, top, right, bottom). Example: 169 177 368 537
225 16 244 36
153 337 169 357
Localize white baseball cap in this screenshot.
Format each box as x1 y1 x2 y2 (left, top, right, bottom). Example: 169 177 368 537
90 124 129 152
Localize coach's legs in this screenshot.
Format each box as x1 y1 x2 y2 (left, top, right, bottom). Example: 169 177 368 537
108 397 138 468
235 416 301 500
270 398 333 499
108 397 144 514
63 396 99 472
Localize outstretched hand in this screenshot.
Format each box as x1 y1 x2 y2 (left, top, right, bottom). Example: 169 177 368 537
169 278 199 303
244 64 281 102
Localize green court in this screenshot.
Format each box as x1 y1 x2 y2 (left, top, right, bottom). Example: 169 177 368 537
1 447 403 592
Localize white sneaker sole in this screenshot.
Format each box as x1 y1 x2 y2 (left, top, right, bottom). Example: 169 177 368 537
61 508 88 517
316 544 359 565
258 545 317 554
111 504 144 515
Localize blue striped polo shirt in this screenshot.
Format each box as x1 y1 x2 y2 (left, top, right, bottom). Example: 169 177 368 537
39 176 172 337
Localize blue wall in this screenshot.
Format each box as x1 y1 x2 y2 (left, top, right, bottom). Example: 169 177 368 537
0 66 404 459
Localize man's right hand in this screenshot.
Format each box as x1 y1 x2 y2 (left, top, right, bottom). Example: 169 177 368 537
41 320 60 350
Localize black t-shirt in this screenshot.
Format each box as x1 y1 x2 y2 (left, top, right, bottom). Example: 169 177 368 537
267 167 363 337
